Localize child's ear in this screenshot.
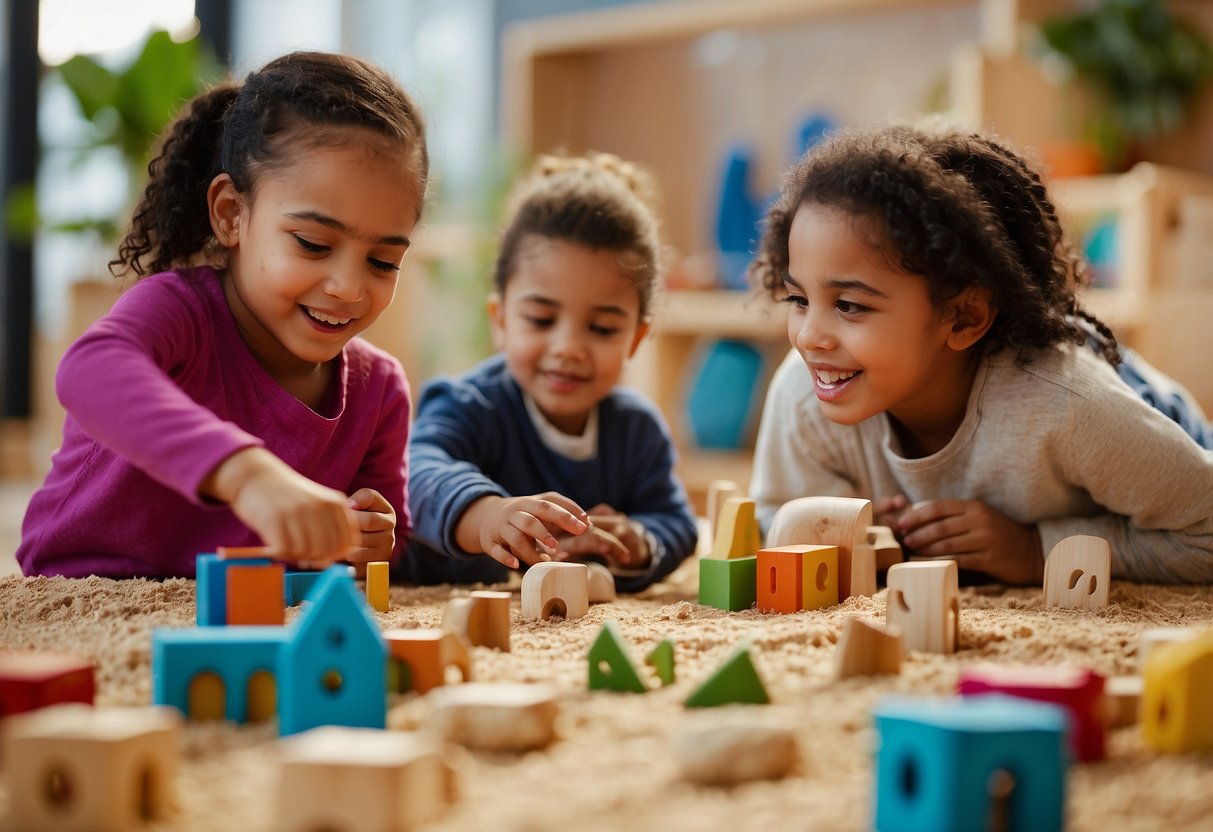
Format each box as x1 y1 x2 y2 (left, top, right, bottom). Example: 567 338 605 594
486 291 506 352
207 173 242 248
628 321 651 358
945 286 996 351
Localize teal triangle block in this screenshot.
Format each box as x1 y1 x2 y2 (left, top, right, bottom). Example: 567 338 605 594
588 621 646 693
685 644 769 708
646 639 676 686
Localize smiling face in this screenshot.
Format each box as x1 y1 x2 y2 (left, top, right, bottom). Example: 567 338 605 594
209 134 420 386
490 236 649 435
783 203 991 454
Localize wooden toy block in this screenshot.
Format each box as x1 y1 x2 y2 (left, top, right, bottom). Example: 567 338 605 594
675 711 798 785
226 562 285 626
587 621 646 693
874 695 1067 832
284 570 324 606
277 566 388 736
441 590 511 652
1103 675 1143 728
1137 626 1201 671
835 617 903 680
4 704 181 832
709 496 762 559
196 552 271 626
766 496 876 598
383 629 471 695
958 664 1106 762
427 682 559 752
885 560 960 655
756 544 838 614
520 562 589 621
866 525 903 571
698 555 757 611
685 645 769 708
585 561 617 603
365 561 390 612
704 478 739 550
152 627 289 723
278 726 451 832
0 649 95 717
646 639 676 686
1141 630 1213 753
1043 535 1111 609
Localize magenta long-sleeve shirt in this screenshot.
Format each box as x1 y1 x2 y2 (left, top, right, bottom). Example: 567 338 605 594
17 267 411 578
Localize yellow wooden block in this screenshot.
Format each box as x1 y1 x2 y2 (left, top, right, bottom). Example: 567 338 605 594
710 497 762 560
798 545 838 610
366 561 389 613
1142 630 1213 753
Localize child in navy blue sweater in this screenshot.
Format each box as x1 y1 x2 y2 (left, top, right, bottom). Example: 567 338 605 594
403 154 697 591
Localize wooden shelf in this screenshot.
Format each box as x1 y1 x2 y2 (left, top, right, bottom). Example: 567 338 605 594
652 289 783 339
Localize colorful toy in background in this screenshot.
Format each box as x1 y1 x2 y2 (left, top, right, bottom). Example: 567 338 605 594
1082 213 1119 288
685 339 764 449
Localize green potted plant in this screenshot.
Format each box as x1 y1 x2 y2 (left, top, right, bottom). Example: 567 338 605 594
1035 0 1213 172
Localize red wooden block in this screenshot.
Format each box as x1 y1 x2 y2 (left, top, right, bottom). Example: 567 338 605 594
958 664 1105 762
0 650 95 717
226 563 286 626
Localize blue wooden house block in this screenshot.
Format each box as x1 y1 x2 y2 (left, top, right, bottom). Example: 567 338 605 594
152 627 289 722
284 570 325 606
278 565 386 736
195 552 271 626
873 695 1069 832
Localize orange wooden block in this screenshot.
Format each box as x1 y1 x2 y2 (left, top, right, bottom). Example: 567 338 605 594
226 563 285 626
756 545 838 614
383 629 471 694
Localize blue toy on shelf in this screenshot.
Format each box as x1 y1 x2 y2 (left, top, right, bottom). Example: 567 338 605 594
685 339 764 449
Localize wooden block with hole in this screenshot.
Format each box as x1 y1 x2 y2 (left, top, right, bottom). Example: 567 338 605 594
885 561 960 654
704 479 739 551
278 725 452 832
226 563 285 626
0 649 95 718
382 629 471 695
709 497 762 559
766 496 876 598
427 682 559 752
4 704 181 832
441 590 511 652
520 562 588 621
756 544 838 614
835 617 903 680
1141 630 1213 753
866 525 903 572
1043 535 1111 609
365 561 389 613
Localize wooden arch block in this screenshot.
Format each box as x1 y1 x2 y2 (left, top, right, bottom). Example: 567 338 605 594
835 617 903 680
766 496 876 598
585 562 617 603
521 562 589 621
383 629 471 694
441 591 511 652
885 561 959 655
1043 535 1111 609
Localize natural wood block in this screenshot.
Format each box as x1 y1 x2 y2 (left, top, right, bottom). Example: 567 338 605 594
709 497 762 560
866 525 903 572
0 649 95 718
520 562 588 621
835 617 903 680
885 561 960 655
675 711 798 785
1043 535 1111 609
365 561 389 613
1104 675 1143 729
4 704 181 832
704 479 740 550
766 496 876 598
427 682 559 752
382 629 471 694
226 563 285 626
586 561 617 603
1137 627 1201 671
278 726 451 832
756 544 838 614
441 591 511 652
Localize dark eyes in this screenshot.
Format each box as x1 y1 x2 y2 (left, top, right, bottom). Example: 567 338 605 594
523 317 620 337
780 295 871 315
780 294 808 309
292 235 399 274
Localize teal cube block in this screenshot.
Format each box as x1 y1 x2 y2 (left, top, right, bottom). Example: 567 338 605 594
698 555 757 611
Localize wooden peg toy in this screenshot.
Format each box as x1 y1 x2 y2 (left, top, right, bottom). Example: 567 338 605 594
226 562 285 626
835 617 903 680
1043 535 1111 609
866 525 903 572
383 629 471 695
4 704 181 832
585 561 617 603
756 544 838 613
521 562 589 621
441 590 511 652
766 496 876 598
365 561 390 612
704 478 740 550
428 682 559 752
0 649 95 718
685 644 769 708
278 726 452 832
885 560 960 654
709 496 762 559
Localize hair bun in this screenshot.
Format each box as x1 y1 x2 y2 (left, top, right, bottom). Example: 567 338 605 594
531 151 660 214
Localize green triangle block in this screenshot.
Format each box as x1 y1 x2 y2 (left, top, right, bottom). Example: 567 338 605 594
646 639 676 686
588 621 647 693
685 645 769 708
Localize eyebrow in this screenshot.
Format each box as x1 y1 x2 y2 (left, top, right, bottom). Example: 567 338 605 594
783 274 891 299
519 293 630 317
286 211 410 247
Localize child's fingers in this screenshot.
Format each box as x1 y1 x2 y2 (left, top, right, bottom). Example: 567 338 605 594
352 509 394 533
486 543 520 570
526 500 590 538
347 487 392 514
532 492 591 528
499 524 553 567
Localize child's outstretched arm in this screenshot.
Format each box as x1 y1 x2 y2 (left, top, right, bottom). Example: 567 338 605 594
894 499 1044 585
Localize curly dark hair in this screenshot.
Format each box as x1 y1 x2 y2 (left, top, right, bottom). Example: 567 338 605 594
748 123 1119 365
111 51 428 278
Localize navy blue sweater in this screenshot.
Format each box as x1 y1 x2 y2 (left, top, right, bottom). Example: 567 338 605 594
403 354 698 592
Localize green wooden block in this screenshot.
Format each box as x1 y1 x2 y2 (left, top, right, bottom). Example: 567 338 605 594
386 658 412 694
646 639 676 686
698 555 757 611
685 644 769 708
588 621 647 693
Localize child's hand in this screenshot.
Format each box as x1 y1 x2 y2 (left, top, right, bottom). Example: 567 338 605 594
895 498 1044 585
873 495 910 531
343 488 396 567
554 503 649 570
457 492 590 570
204 447 358 566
